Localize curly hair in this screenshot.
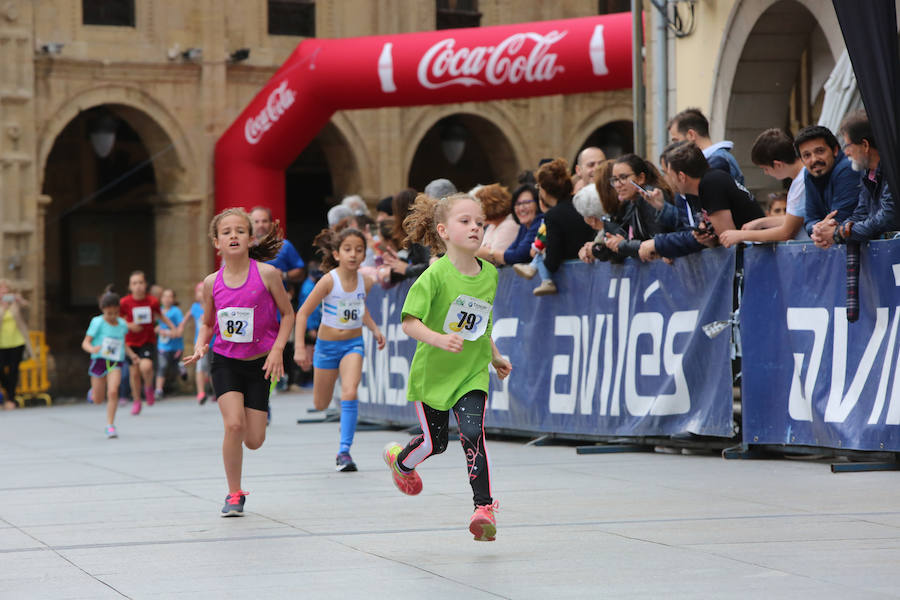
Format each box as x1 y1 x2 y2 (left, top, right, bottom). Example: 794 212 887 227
471 183 512 221
312 227 367 272
391 188 419 248
536 158 573 202
208 207 282 262
402 193 479 255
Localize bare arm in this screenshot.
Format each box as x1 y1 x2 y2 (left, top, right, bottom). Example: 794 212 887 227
81 335 100 355
261 264 295 380
183 276 216 365
719 214 803 248
401 314 463 353
490 338 511 380
293 275 332 356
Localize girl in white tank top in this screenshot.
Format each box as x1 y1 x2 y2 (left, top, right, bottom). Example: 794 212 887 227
294 228 386 472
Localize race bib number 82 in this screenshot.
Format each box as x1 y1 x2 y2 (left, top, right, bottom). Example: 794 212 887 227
217 307 254 343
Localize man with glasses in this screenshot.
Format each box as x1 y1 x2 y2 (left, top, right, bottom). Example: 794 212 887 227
811 111 898 248
793 125 859 238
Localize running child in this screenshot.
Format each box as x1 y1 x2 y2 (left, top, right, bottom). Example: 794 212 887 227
154 288 187 399
189 281 213 404
294 228 386 472
81 286 139 438
382 193 512 542
120 271 176 415
183 208 294 517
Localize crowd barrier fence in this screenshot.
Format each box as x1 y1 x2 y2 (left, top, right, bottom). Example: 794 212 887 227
357 239 900 453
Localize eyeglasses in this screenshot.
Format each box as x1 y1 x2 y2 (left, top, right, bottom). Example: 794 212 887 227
609 173 636 186
515 199 536 206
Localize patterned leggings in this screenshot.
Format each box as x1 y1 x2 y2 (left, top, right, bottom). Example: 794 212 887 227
397 390 492 507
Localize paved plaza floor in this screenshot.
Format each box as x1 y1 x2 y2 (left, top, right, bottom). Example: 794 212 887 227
2 391 900 599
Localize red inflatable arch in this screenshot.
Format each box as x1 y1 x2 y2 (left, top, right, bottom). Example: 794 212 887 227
214 13 633 225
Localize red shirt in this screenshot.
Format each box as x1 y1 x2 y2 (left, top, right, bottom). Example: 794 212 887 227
120 295 161 347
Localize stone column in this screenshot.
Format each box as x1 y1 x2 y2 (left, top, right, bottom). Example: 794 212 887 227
0 1 39 328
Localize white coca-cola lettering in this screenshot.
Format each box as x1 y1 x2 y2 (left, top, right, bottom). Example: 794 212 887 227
417 31 567 90
244 81 297 145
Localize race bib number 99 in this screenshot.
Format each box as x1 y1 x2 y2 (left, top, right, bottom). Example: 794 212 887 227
132 306 152 325
442 294 492 341
217 307 254 343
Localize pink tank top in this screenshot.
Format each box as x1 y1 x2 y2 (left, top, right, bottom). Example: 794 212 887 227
212 260 279 359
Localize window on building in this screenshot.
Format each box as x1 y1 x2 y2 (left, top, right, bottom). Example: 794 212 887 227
436 0 481 30
269 0 316 37
82 0 135 27
598 0 631 14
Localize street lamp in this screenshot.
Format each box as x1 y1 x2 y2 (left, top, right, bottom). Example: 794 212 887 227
89 115 117 159
440 120 467 165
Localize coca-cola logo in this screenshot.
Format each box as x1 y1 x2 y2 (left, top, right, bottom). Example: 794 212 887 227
244 80 296 145
417 31 567 89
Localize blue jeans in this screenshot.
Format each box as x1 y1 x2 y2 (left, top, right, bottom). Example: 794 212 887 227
529 253 552 282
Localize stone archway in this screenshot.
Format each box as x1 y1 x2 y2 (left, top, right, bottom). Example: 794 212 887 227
38 93 198 394
285 121 361 264
406 112 521 192
709 0 843 192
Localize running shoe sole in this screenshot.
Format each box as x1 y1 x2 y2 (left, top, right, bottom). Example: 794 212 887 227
469 519 496 542
221 509 244 517
382 441 422 495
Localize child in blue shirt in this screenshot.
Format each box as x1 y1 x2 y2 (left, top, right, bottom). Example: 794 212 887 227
154 288 186 398
81 286 139 438
189 281 215 404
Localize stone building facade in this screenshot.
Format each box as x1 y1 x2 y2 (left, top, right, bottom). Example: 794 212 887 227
0 0 848 393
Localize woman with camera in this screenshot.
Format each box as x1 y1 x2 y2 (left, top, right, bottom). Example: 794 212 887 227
0 279 34 410
577 154 675 262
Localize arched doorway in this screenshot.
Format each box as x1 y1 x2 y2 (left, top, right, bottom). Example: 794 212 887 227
719 0 839 193
284 122 360 265
407 114 519 192
576 119 634 163
41 103 185 393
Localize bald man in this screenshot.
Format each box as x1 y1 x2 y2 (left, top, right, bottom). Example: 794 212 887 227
574 146 606 193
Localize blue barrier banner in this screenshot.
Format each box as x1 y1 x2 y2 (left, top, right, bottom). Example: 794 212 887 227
742 240 900 451
359 248 736 438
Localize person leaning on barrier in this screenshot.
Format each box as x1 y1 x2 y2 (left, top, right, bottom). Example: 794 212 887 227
498 183 543 267
812 110 899 249
718 128 809 247
794 125 859 237
639 142 764 261
473 183 519 265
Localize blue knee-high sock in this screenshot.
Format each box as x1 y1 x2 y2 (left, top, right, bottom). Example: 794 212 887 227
339 400 358 453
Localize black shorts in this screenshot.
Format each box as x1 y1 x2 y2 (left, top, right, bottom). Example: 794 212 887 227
210 352 270 412
129 343 156 361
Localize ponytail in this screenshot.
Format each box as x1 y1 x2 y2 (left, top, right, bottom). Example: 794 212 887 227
313 227 367 272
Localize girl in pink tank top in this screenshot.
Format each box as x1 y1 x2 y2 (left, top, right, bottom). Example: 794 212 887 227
183 208 295 517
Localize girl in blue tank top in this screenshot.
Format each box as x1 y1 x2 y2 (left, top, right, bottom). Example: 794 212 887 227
294 227 386 472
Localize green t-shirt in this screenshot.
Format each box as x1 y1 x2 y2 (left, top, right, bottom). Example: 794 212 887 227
401 256 498 411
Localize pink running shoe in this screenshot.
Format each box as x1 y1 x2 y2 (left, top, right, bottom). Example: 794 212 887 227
221 490 248 517
131 398 142 415
469 501 499 542
382 441 422 496
145 387 155 406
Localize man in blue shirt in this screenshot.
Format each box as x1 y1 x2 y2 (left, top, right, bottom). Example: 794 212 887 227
250 206 306 288
668 108 745 185
793 125 860 237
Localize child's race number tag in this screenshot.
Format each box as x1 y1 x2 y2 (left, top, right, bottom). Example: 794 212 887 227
337 299 364 327
132 306 152 324
442 295 491 341
100 337 123 361
217 307 254 343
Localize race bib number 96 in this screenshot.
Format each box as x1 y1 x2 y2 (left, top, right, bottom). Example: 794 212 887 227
217 307 254 343
337 299 364 328
442 294 492 341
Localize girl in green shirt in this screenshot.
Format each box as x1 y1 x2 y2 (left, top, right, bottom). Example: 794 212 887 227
382 193 512 542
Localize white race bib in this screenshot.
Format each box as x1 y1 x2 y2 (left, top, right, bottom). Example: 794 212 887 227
336 299 364 328
99 337 123 361
217 307 254 343
132 306 152 325
442 294 492 342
